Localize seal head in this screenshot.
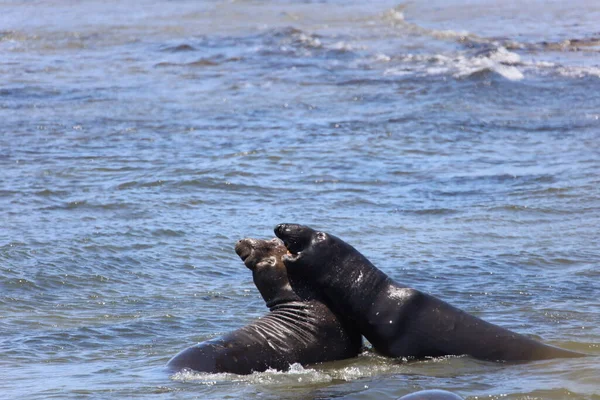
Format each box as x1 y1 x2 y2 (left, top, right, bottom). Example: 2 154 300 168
235 237 298 308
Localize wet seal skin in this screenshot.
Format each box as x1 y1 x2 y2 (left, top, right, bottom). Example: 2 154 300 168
398 390 464 400
275 223 586 362
166 237 362 374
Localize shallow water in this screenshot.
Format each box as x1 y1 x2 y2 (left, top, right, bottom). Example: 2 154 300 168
1 0 599 399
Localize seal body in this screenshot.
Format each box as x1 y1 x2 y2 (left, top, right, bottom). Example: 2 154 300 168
275 223 585 362
166 238 362 374
398 390 463 400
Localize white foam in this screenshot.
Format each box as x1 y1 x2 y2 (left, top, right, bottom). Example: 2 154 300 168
431 29 473 41
452 47 524 80
531 61 556 68
248 363 333 385
374 53 391 62
296 33 321 48
171 363 332 386
383 67 412 76
169 354 474 387
331 41 360 52
383 47 525 81
492 64 525 81
453 57 524 81
487 46 521 64
516 59 600 79
385 7 405 22
556 66 600 78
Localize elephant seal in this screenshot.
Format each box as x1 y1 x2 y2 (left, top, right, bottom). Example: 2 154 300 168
166 237 362 374
398 390 463 400
274 223 585 362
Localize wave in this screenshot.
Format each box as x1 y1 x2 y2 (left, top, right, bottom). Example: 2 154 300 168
376 5 600 81
380 47 600 81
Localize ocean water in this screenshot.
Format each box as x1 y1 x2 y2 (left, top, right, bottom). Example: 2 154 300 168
1 0 599 399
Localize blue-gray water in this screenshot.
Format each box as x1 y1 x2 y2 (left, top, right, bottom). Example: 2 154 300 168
1 1 599 399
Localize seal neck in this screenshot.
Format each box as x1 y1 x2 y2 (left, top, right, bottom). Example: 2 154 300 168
326 247 389 290
262 277 322 310
319 245 393 315
266 294 304 310
268 300 311 312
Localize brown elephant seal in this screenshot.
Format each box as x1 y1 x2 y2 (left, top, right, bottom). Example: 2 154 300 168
166 237 362 374
398 390 463 400
274 223 585 362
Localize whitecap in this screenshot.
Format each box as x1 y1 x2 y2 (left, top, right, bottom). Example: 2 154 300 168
556 66 600 79
453 47 524 80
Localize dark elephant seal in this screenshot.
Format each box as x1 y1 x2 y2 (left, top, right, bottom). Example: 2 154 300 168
166 237 362 374
398 390 463 400
274 223 585 362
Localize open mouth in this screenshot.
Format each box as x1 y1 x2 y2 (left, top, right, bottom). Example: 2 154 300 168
239 252 250 262
275 224 311 262
234 240 253 262
283 251 301 262
282 238 304 254
282 241 302 262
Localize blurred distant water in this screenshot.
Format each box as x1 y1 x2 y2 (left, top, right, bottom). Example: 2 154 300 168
1 0 599 399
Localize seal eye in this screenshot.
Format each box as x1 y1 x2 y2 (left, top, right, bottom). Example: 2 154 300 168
316 232 327 241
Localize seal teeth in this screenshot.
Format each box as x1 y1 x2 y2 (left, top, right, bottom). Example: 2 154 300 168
283 250 301 263
283 240 301 255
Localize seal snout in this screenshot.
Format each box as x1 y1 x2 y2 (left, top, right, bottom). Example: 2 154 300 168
274 223 312 255
235 239 254 262
274 224 293 239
